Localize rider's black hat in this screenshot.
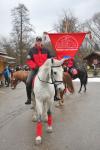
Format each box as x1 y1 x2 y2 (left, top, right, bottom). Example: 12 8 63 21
36 36 42 41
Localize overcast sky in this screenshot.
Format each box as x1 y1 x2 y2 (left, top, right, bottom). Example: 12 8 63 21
0 0 100 37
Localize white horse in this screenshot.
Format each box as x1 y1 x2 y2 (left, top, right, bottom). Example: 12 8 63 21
32 58 65 144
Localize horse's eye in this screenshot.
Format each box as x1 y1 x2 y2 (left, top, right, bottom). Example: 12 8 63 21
54 71 57 75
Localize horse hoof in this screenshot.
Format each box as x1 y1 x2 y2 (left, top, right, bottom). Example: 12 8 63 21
55 102 64 108
47 126 53 133
32 116 37 122
11 87 15 90
35 136 42 145
55 103 61 108
59 100 64 106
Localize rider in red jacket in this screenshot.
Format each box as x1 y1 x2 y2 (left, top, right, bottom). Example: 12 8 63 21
25 36 54 104
67 58 74 68
63 57 75 72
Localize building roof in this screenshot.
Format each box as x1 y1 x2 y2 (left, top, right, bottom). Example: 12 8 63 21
0 54 15 60
84 51 100 60
0 51 7 55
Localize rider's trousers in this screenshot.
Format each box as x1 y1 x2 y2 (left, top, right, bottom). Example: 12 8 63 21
26 68 39 101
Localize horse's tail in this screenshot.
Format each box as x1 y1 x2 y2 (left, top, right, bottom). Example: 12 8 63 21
86 71 88 84
63 72 74 93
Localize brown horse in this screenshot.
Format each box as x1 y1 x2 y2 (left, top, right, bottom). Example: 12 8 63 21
58 72 74 106
11 70 74 105
11 70 29 89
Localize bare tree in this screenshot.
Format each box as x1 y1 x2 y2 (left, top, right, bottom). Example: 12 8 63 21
54 10 78 33
11 3 34 64
84 12 100 50
0 37 17 58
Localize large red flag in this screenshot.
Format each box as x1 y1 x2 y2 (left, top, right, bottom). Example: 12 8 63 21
47 32 87 59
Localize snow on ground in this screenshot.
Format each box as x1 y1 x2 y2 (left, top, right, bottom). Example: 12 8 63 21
74 78 100 82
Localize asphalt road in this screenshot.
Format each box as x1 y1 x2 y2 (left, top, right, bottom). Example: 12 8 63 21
0 81 100 150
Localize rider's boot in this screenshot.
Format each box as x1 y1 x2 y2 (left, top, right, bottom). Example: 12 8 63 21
25 86 31 104
25 100 31 104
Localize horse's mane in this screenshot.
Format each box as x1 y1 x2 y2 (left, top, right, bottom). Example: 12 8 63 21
37 59 51 82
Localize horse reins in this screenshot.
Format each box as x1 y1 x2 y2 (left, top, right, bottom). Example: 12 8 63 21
38 65 64 85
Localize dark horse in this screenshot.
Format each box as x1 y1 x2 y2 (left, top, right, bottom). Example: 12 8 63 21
68 66 88 93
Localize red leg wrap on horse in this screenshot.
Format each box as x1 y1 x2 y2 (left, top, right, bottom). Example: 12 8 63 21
36 122 42 137
48 115 52 126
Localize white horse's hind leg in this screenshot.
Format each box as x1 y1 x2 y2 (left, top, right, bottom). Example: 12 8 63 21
35 100 43 145
31 92 37 122
43 101 48 122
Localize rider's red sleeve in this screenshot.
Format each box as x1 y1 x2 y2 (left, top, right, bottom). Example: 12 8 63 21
26 60 37 70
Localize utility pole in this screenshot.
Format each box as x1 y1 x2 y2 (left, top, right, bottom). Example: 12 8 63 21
63 20 68 33
20 9 23 65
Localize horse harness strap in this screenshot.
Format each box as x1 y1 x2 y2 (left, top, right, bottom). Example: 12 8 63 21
51 65 63 85
38 76 54 84
38 65 63 85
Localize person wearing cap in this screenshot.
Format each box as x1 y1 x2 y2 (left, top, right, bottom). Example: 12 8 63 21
25 36 55 104
62 56 74 70
67 57 74 69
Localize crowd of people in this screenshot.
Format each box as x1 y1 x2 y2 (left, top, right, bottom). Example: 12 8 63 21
3 66 12 87
0 64 29 87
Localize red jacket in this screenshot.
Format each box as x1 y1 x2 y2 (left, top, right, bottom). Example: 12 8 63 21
67 59 74 68
26 46 54 70
63 58 74 68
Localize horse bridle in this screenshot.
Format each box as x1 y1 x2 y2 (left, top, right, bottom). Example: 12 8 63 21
38 64 63 85
50 65 63 85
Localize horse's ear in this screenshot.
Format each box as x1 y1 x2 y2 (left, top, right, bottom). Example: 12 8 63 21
51 58 54 64
60 58 68 65
51 58 68 66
